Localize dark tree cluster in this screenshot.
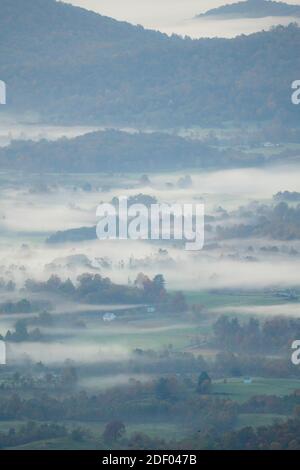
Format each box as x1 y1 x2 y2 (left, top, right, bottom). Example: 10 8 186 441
213 315 300 354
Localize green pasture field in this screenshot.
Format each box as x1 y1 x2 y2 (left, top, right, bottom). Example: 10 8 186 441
184 290 290 310
213 377 300 403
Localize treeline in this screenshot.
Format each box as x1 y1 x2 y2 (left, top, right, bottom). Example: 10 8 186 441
241 393 300 416
217 202 300 240
4 319 42 343
274 191 300 202
179 416 300 450
213 350 300 379
0 130 235 173
3 373 300 449
24 273 187 311
213 315 300 354
0 299 33 314
0 421 71 449
25 273 152 304
0 379 237 431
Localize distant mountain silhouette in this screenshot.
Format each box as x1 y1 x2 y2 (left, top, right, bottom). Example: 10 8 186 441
196 0 300 19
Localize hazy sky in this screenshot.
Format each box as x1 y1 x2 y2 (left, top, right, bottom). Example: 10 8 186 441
62 0 300 37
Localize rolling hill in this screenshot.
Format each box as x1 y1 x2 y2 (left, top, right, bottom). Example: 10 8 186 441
197 0 300 19
0 129 240 173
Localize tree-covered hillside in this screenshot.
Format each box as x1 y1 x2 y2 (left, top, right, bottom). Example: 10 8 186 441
0 130 236 172
0 0 300 126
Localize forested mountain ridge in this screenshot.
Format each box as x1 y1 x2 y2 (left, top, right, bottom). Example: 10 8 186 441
0 130 237 172
197 0 300 19
0 0 300 126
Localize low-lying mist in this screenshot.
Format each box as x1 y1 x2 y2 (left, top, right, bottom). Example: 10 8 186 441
6 341 132 365
63 0 300 38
